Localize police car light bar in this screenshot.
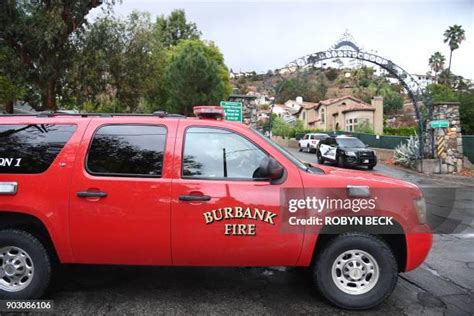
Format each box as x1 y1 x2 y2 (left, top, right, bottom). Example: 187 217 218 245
193 106 225 120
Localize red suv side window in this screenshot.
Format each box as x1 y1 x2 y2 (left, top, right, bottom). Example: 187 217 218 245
0 124 76 174
182 127 268 180
86 124 167 177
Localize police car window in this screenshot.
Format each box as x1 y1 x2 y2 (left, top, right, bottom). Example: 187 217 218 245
183 127 268 179
87 125 166 177
336 138 366 148
0 124 76 174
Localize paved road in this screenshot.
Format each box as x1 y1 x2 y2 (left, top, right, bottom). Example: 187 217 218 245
48 149 474 315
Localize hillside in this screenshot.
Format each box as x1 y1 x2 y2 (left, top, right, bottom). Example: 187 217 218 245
231 67 417 127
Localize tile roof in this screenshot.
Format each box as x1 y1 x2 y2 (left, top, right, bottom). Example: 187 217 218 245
287 95 377 115
341 103 375 113
318 95 367 107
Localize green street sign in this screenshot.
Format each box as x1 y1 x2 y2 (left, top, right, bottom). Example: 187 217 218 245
430 120 449 128
220 101 243 122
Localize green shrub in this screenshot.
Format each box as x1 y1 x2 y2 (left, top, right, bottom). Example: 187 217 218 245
383 127 417 136
354 121 374 134
325 68 338 81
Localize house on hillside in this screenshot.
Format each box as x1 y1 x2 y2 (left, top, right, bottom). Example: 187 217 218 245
293 95 384 134
272 103 298 124
283 96 304 113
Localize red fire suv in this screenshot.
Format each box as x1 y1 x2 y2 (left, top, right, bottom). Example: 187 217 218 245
0 108 431 310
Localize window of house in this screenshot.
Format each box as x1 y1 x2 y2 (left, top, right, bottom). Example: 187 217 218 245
345 119 354 132
182 127 268 180
320 108 325 123
302 111 306 120
87 125 166 177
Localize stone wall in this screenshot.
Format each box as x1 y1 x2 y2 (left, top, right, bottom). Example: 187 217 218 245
228 95 258 127
271 136 299 149
430 102 463 173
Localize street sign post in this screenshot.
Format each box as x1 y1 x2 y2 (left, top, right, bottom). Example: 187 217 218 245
220 101 243 122
430 120 449 129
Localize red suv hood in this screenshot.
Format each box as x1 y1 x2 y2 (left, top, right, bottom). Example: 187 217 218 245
307 164 420 190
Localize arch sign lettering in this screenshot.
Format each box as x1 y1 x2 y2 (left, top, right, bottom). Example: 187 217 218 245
271 31 433 158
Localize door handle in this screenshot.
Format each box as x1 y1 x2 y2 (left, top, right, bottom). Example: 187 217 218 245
77 191 108 198
179 195 211 202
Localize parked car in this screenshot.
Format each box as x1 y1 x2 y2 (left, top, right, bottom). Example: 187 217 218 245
316 135 377 170
0 107 430 310
298 133 329 153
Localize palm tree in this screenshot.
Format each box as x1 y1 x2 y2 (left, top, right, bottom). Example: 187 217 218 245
428 52 445 79
443 24 466 72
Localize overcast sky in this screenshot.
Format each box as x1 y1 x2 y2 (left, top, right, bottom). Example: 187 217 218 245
95 0 474 79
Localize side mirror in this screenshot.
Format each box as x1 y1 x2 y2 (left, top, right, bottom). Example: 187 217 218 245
255 157 284 181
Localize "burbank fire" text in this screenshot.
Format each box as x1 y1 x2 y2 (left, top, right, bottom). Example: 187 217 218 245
203 207 277 236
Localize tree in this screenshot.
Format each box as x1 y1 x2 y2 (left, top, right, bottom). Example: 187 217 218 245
380 88 403 114
427 83 474 134
325 68 339 81
438 69 453 86
459 91 474 134
354 73 403 115
428 52 445 80
164 40 231 115
443 24 466 72
275 74 326 104
272 116 291 138
0 0 113 111
64 11 167 113
155 9 201 48
0 48 25 113
426 83 459 102
0 75 23 113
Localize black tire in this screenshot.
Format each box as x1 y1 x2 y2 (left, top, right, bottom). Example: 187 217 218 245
337 155 345 168
317 151 325 164
306 144 310 153
299 144 303 152
313 233 398 310
368 165 374 170
0 230 52 299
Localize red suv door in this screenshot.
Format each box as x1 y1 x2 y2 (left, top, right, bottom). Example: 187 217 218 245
170 122 305 266
68 118 176 265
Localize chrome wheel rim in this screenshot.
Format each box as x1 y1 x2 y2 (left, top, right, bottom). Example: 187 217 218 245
331 249 379 295
0 246 34 292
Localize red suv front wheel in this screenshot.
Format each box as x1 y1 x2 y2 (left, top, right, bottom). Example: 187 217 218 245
313 233 398 309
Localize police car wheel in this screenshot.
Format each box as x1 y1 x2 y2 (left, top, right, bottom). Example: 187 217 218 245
0 230 52 299
299 144 303 152
337 156 345 168
317 152 324 164
313 233 398 310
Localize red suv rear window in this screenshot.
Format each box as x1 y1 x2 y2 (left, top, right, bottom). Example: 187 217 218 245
0 124 76 174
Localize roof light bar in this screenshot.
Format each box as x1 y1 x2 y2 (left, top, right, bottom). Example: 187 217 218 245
193 106 225 120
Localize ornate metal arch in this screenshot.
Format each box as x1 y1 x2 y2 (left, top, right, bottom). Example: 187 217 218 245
269 32 433 158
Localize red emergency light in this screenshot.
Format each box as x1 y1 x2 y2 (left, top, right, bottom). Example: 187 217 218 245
193 106 225 120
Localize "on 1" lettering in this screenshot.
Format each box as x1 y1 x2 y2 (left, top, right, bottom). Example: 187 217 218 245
0 158 22 167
